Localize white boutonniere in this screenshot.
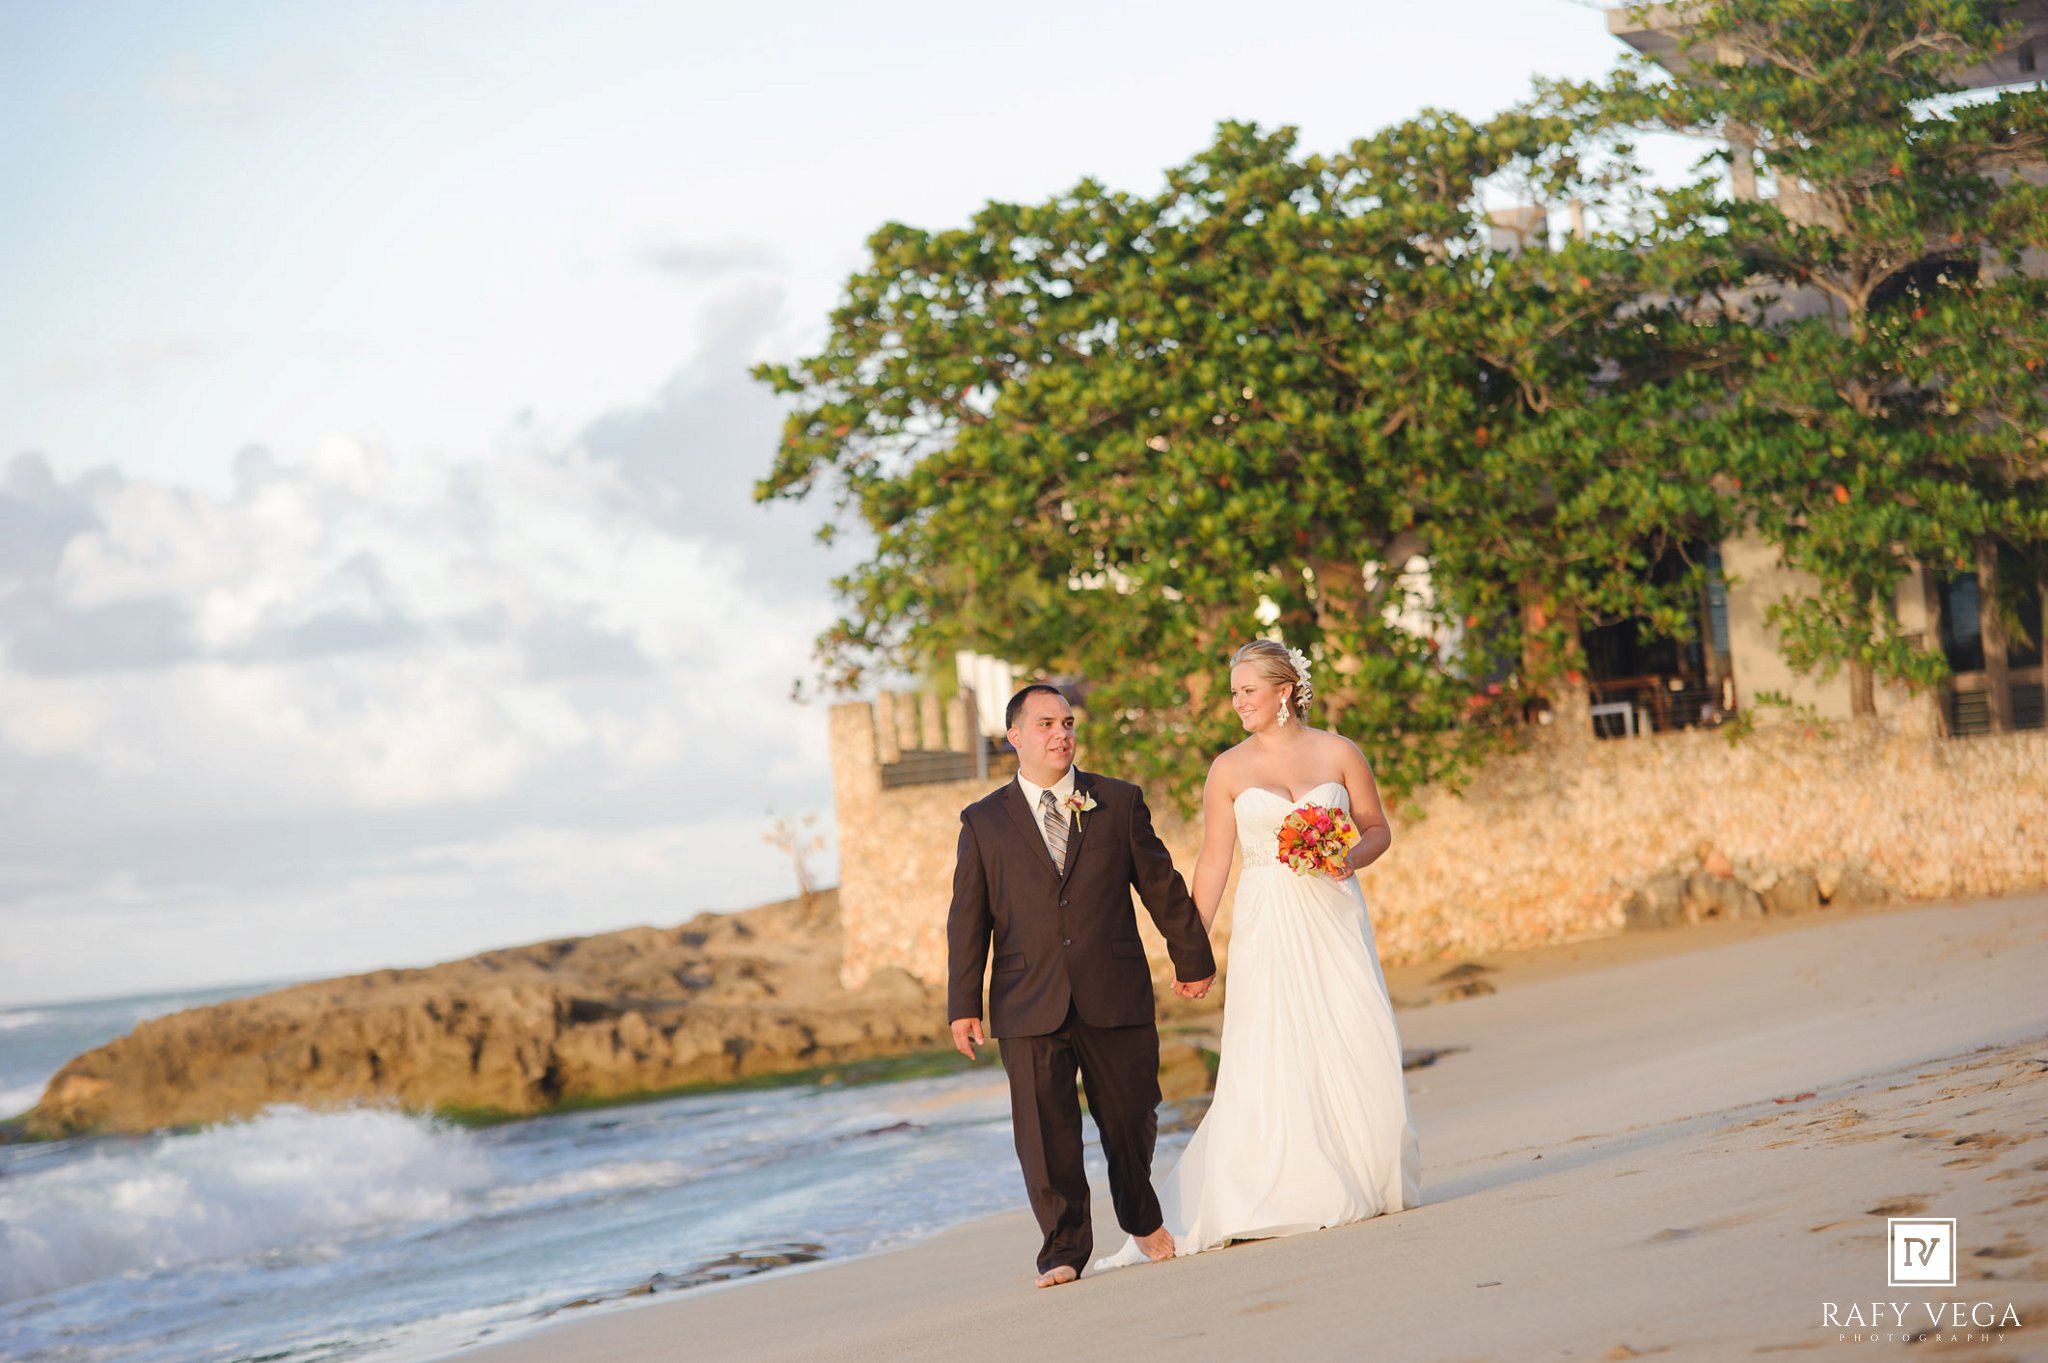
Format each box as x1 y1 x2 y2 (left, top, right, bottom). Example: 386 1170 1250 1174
1062 789 1097 828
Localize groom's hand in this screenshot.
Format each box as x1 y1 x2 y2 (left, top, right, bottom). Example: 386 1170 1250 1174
950 1017 985 1060
1173 975 1215 1000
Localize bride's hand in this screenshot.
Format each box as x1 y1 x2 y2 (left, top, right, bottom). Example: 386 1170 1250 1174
1327 859 1356 881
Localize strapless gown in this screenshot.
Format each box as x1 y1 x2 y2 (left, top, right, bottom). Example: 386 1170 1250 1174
1094 780 1422 1270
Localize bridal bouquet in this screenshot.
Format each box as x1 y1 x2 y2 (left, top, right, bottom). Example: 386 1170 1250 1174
1275 803 1360 877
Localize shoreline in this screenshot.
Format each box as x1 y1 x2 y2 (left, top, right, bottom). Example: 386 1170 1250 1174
0 890 1947 1145
437 890 2048 1363
0 1045 999 1143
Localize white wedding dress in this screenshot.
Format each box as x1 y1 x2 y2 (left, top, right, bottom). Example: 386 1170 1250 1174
1094 780 1422 1271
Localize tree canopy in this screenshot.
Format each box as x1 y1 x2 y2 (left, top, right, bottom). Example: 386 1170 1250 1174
1542 0 2048 711
756 0 2048 804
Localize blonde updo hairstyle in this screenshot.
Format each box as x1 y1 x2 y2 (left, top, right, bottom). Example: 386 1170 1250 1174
1230 639 1313 717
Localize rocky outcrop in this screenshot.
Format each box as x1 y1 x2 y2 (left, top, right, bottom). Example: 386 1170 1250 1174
21 891 949 1140
1620 848 1895 932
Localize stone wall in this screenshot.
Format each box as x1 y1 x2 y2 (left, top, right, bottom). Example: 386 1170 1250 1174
1362 699 2048 962
832 688 2048 990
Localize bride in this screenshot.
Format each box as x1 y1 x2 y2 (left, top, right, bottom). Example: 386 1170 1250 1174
1095 639 1423 1271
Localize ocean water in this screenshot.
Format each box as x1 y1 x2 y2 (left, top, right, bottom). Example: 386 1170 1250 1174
0 987 1179 1363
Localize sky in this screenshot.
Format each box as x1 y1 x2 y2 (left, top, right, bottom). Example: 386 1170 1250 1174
0 0 1675 1006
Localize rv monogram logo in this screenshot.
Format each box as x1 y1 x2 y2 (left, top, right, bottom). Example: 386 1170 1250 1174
1888 1217 1957 1288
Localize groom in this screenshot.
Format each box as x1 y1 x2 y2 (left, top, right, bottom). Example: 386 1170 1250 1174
947 683 1217 1287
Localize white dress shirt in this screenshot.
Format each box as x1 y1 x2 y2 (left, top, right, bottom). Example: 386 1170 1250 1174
1015 766 1077 863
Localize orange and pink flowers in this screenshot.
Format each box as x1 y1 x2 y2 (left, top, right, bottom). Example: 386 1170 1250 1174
1275 802 1360 877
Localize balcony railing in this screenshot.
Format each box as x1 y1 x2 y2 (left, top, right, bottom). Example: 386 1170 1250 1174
1588 674 1733 738
880 741 1018 789
1944 666 2047 736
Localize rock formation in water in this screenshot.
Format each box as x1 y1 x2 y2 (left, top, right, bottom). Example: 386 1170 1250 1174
20 891 948 1139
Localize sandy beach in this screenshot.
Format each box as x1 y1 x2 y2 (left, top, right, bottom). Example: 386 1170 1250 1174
444 894 2048 1363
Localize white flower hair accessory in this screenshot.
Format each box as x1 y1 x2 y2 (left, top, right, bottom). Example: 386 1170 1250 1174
1286 646 1312 686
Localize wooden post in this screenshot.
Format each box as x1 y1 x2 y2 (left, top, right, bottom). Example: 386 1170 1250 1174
1921 562 1950 738
1977 536 2012 732
1698 572 1723 704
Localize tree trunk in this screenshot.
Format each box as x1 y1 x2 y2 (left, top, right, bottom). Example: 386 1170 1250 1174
1308 539 1423 736
1846 576 1882 717
1727 122 1759 203
1307 557 1365 735
1848 660 1876 717
1519 576 1589 734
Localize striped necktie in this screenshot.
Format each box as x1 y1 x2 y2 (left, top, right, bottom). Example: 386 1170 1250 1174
1039 789 1070 871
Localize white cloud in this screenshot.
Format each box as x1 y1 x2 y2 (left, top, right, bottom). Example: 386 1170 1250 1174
0 317 852 1002
641 240 783 280
56 482 247 609
0 811 822 1005
0 671 101 757
148 58 250 118
10 416 826 796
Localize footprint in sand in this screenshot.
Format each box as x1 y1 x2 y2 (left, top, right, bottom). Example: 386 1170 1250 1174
1944 1131 2024 1170
1430 962 1498 1002
1866 1196 1931 1216
1644 1212 1762 1244
1971 1233 2033 1261
1989 1165 2048 1181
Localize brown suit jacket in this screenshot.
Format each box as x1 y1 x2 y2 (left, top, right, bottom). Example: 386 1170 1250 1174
947 768 1216 1037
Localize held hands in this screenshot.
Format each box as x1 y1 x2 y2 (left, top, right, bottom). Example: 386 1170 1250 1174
950 1017 985 1060
1172 974 1216 1000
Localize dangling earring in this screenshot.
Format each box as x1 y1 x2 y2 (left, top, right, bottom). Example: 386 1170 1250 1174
1277 697 1292 727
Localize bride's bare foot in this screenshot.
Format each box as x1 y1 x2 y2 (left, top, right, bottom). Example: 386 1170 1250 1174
1136 1226 1176 1262
1034 1264 1079 1289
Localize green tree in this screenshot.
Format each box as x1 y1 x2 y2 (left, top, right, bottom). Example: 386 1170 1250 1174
755 114 1732 803
1543 0 2048 714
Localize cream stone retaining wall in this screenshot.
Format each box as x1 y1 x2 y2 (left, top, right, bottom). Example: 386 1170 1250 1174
831 691 2048 990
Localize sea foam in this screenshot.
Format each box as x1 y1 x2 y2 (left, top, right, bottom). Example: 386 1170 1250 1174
0 1103 495 1305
